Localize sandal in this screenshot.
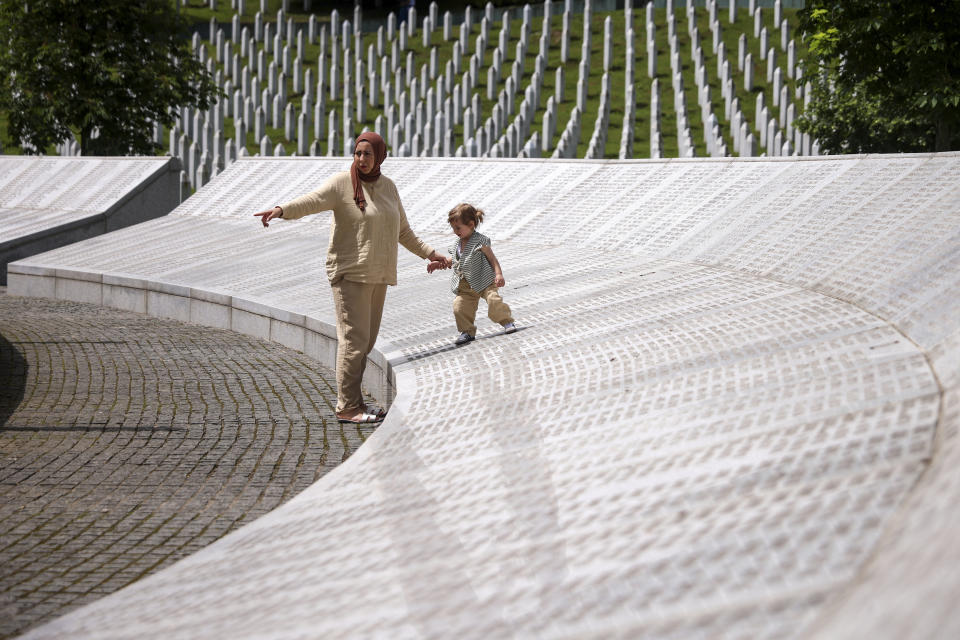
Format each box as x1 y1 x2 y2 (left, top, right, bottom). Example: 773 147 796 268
365 405 387 419
337 412 383 424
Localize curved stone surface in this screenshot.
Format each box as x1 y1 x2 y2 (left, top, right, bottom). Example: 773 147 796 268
0 292 353 638
0 157 180 285
8 154 960 638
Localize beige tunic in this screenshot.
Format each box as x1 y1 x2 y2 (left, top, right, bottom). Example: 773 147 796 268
280 171 434 285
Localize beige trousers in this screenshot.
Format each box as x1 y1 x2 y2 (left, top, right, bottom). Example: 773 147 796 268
330 278 388 415
453 278 514 336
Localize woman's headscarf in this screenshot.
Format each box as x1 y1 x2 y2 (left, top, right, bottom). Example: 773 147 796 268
351 132 388 212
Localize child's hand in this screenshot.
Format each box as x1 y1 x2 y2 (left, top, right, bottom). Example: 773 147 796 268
427 252 451 273
494 274 505 287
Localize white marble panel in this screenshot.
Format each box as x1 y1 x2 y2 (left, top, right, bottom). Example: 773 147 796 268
7 271 56 298
271 318 306 352
146 290 191 323
103 283 148 314
190 297 232 329
231 306 272 340
55 277 102 305
304 327 339 371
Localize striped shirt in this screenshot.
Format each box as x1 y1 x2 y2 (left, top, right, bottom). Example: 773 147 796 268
449 231 496 294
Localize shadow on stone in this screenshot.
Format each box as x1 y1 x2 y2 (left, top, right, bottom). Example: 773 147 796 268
0 425 184 433
0 331 27 428
400 325 532 364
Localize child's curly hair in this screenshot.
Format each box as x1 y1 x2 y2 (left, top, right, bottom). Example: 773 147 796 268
448 203 485 227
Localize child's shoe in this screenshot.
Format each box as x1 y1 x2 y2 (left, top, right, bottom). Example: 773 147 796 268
454 331 475 345
503 322 517 334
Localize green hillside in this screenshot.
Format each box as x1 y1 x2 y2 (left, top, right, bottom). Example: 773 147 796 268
2 0 811 163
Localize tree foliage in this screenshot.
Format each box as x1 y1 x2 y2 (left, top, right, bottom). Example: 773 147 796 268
0 0 218 155
797 0 960 154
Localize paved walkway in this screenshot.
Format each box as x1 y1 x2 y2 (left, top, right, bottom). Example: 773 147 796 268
0 288 366 639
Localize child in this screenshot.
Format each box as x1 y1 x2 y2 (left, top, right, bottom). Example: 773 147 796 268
428 203 516 345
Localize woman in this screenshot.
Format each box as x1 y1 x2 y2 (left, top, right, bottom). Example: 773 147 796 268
254 132 450 424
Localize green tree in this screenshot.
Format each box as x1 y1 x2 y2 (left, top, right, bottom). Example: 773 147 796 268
797 0 960 154
0 0 218 155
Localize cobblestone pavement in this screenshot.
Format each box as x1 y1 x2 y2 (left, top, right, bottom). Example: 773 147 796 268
0 289 375 639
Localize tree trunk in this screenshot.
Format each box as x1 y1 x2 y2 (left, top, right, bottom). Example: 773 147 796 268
80 125 92 157
935 116 952 152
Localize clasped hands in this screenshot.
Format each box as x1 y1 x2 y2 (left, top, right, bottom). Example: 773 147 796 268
427 253 451 273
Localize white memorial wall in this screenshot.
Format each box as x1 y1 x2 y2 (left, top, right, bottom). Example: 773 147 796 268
8 152 960 638
0 157 178 240
0 157 180 285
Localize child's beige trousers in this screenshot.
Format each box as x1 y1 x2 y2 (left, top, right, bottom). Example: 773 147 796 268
453 278 514 336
